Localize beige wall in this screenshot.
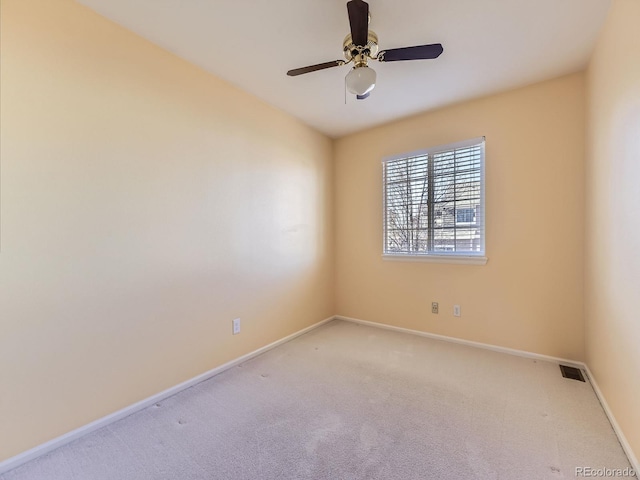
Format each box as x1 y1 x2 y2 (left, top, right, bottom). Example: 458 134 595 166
585 0 640 463
335 74 586 361
0 0 334 460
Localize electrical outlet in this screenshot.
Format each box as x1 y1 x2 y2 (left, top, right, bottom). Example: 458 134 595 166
453 305 461 317
432 302 439 314
232 318 241 335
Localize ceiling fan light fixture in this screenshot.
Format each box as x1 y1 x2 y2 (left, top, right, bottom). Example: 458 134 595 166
345 65 376 96
286 0 444 99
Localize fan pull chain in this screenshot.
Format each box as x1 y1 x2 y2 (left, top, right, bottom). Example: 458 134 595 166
344 75 347 105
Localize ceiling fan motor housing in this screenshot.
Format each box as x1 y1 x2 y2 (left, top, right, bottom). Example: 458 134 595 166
343 31 379 62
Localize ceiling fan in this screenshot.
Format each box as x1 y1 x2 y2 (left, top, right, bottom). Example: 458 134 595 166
286 0 444 100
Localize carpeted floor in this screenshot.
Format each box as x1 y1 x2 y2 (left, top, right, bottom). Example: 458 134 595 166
2 320 634 479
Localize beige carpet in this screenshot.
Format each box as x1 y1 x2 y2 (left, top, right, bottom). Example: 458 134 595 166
2 320 634 479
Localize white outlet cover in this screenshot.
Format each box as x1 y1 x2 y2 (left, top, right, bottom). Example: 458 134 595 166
232 318 241 335
453 305 461 317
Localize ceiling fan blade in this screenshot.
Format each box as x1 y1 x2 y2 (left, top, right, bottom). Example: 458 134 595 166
356 92 370 100
378 43 444 62
347 0 369 46
287 60 344 77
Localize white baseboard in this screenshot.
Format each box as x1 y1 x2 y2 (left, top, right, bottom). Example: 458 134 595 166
583 365 640 475
3 314 637 476
0 316 335 475
336 315 638 473
335 315 586 368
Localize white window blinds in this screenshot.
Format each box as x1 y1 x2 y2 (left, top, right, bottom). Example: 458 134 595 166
383 138 485 257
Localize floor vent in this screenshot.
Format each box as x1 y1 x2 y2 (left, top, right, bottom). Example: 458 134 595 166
560 365 585 382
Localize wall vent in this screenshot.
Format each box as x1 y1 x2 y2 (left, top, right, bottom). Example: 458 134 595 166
559 365 585 382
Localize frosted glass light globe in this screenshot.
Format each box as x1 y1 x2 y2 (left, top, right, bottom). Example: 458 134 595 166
345 66 376 96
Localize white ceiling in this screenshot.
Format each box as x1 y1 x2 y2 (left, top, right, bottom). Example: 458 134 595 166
77 0 611 138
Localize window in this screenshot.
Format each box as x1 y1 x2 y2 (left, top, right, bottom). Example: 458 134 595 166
456 207 476 224
383 138 485 262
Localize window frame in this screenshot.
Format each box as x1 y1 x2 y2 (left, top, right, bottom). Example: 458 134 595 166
382 137 487 265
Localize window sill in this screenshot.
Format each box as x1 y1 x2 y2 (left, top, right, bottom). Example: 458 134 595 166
382 254 488 265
